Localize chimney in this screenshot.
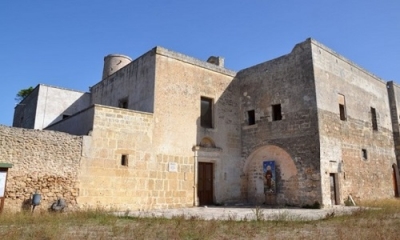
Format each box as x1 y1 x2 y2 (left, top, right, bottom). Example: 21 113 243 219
207 56 224 67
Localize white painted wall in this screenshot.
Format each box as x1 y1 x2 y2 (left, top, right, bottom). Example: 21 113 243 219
34 85 90 129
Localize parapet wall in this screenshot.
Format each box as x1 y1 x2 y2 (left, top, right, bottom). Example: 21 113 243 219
0 125 82 212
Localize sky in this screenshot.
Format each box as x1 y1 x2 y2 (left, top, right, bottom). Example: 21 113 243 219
1 1 399 126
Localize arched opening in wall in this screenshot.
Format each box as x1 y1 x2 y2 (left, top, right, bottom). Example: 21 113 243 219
199 137 216 148
392 164 400 197
242 145 298 206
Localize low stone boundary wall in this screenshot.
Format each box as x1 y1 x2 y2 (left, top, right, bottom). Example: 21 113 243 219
0 125 82 212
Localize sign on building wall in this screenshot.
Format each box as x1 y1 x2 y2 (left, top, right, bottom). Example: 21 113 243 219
263 161 276 194
168 162 178 172
0 172 7 197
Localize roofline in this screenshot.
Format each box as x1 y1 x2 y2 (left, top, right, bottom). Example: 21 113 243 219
308 38 387 84
153 46 237 77
37 83 89 94
15 84 90 109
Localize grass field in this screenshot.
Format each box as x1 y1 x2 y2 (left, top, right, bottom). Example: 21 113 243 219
1 199 400 240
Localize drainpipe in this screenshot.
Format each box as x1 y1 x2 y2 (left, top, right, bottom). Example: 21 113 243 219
192 146 200 206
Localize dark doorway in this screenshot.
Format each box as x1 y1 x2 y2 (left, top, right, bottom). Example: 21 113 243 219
330 173 339 205
393 164 399 197
198 162 214 205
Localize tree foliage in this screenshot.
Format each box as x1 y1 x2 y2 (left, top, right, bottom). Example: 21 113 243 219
16 86 34 102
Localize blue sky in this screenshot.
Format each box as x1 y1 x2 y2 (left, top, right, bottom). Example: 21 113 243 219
1 1 399 126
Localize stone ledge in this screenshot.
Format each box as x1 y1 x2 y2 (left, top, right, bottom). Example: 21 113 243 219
0 163 13 168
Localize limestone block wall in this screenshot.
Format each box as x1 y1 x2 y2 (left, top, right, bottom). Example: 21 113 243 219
91 49 156 113
312 40 396 206
0 125 82 212
237 39 320 207
78 105 194 210
153 48 242 204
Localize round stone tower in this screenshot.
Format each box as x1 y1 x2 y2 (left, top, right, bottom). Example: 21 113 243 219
102 54 132 80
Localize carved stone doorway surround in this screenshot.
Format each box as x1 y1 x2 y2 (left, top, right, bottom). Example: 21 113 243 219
192 145 221 206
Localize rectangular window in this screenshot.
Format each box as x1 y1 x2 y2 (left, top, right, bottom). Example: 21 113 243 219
338 94 346 121
272 104 282 121
62 114 70 119
121 155 128 166
371 107 378 131
362 149 368 160
247 110 255 125
119 98 128 109
201 97 213 128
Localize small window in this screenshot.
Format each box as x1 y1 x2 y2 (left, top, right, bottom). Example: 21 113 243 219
362 149 368 160
121 155 128 166
371 107 378 131
339 104 346 121
247 110 255 125
338 94 346 121
119 98 128 109
62 114 70 120
272 104 282 121
201 97 213 128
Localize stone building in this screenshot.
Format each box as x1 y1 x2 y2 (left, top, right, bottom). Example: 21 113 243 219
4 38 400 211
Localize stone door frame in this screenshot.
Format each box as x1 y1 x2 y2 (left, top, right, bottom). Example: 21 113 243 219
192 146 221 206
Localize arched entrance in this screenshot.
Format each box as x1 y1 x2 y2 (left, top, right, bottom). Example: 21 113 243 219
242 145 298 205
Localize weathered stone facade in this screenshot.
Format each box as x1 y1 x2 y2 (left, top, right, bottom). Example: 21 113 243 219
0 125 82 211
78 105 195 210
153 48 241 205
312 41 397 205
238 42 321 206
5 38 400 211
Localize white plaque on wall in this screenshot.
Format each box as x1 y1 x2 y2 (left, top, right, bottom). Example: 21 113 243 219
0 172 7 197
168 162 178 172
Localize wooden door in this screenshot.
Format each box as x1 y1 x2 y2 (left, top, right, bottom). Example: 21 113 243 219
198 162 214 205
330 173 338 205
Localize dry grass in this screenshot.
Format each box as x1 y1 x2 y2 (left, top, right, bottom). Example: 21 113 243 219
1 199 400 239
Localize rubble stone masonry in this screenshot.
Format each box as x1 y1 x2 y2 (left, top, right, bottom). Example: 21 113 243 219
0 125 82 212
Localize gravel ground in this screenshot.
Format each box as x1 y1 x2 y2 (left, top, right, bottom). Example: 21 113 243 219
116 205 361 221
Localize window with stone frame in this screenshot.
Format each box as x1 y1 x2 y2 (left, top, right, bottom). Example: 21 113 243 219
200 97 213 128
